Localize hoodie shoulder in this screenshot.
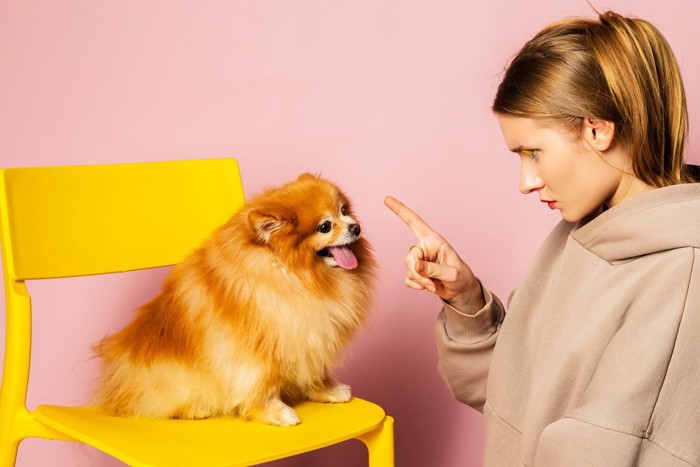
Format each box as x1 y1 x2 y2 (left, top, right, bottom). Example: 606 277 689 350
571 184 700 262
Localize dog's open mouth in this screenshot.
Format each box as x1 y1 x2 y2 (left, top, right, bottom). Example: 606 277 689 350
317 245 358 270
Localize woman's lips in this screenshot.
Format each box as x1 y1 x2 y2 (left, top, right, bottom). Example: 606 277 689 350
542 199 557 209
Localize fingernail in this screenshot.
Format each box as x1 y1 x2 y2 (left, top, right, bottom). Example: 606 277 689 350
415 260 424 273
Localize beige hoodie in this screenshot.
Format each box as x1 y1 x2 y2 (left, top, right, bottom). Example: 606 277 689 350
436 183 700 466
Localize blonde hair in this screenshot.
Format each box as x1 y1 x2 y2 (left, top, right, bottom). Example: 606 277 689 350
493 11 692 186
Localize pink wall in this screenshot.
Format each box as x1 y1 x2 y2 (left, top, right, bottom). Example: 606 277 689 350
1 1 697 466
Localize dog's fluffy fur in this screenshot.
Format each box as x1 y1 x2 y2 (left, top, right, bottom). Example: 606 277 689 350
94 174 375 425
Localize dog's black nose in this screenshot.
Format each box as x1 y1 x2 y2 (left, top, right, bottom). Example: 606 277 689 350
349 224 361 237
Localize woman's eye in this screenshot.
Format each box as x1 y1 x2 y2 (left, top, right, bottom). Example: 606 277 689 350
317 221 332 233
522 149 539 161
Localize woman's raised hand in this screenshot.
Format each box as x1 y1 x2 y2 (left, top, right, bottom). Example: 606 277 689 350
384 196 484 312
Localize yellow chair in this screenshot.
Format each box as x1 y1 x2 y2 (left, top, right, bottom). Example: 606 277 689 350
0 159 394 466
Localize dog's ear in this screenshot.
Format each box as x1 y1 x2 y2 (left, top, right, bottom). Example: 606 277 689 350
297 172 320 181
248 209 290 244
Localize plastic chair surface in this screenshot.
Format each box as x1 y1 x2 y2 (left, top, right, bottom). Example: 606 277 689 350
0 159 394 466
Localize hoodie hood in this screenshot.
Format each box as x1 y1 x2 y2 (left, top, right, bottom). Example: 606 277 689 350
572 183 700 262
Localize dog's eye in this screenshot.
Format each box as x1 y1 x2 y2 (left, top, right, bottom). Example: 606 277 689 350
340 205 348 216
317 221 332 233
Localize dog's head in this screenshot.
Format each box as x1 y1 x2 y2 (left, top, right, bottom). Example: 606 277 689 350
246 173 370 270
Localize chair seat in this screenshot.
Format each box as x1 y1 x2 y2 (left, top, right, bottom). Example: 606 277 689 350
34 397 386 467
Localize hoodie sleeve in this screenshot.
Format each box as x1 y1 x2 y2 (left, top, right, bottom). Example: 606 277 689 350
435 283 505 413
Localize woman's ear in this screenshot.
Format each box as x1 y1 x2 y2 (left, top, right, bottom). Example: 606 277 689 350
582 118 615 151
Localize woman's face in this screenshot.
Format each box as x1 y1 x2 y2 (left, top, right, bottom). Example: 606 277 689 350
497 115 628 222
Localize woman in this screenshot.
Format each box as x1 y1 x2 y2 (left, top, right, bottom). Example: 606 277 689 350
386 11 700 466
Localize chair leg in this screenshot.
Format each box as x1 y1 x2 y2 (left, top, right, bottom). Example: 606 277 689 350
358 415 394 467
0 437 19 467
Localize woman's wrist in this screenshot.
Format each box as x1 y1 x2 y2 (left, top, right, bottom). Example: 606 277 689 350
446 280 485 315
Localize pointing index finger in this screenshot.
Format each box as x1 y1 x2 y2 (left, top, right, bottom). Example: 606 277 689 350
384 196 437 239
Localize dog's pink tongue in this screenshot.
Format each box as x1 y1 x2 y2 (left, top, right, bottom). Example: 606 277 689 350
329 246 358 269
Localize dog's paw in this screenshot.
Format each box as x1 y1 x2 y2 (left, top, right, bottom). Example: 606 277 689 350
308 382 352 403
253 399 300 426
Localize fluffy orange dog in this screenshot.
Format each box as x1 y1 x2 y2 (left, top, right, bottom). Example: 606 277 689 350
94 174 375 425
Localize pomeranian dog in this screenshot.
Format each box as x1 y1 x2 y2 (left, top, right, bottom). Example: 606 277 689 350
94 173 375 426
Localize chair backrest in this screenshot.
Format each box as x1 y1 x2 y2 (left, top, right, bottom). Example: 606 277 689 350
0 159 245 461
1 159 245 280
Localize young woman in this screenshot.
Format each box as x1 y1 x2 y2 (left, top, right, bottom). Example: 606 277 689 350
386 11 700 466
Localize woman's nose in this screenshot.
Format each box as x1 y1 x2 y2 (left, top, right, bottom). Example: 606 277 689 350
519 162 544 194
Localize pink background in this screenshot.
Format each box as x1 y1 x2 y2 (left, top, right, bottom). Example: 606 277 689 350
1 1 697 466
